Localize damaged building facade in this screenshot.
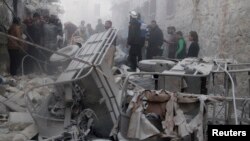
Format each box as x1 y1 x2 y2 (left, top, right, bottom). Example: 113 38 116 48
155 0 250 62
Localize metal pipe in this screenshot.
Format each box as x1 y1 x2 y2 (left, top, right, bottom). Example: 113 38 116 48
215 61 238 125
212 68 250 73
228 63 250 66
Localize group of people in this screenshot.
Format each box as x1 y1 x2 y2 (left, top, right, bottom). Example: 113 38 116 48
127 11 200 71
6 10 200 75
165 26 200 59
64 19 113 45
6 10 114 76
7 13 63 75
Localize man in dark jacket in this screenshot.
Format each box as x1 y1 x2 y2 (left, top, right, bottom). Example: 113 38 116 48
146 20 163 59
127 12 145 71
23 13 44 74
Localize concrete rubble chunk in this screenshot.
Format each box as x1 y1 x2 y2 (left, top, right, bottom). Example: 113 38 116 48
27 91 42 105
0 95 26 112
5 87 19 93
12 124 38 141
0 133 18 141
8 112 34 131
0 103 8 114
0 85 6 96
7 92 26 107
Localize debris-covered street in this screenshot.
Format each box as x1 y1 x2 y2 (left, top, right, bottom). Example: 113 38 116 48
0 0 250 141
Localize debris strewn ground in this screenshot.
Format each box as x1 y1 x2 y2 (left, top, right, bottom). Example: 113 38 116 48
0 74 55 141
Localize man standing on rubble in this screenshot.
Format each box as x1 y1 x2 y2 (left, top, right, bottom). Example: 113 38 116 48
77 20 88 42
104 20 116 67
95 19 105 33
127 11 144 72
165 26 177 59
146 20 164 59
23 13 44 74
64 22 78 45
175 31 186 59
104 20 112 30
86 23 94 38
7 17 26 75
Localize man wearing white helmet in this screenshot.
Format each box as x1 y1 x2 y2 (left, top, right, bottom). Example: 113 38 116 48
127 11 145 72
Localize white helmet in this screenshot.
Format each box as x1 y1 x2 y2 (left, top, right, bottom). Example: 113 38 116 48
129 11 138 19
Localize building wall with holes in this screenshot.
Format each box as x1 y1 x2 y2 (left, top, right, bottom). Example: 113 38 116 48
156 0 250 63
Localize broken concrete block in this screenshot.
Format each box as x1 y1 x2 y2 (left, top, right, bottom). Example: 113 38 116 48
0 132 18 141
12 124 38 141
27 91 42 105
12 134 26 141
6 79 17 87
38 87 51 96
0 95 26 112
8 91 26 107
0 103 8 114
0 85 6 96
5 86 19 93
8 112 34 131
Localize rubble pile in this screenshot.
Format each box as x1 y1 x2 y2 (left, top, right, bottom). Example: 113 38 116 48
0 74 55 141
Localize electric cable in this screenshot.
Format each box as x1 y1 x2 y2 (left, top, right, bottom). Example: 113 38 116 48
214 60 238 125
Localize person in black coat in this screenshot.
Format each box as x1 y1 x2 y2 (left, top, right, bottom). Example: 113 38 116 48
146 20 163 59
186 31 207 94
127 12 145 71
187 31 199 57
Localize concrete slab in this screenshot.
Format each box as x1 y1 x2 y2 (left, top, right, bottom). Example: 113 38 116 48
8 112 34 131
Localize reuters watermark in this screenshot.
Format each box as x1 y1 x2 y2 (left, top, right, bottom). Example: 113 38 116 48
208 125 249 139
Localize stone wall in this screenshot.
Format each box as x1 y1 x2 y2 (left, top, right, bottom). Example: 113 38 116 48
156 0 250 63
